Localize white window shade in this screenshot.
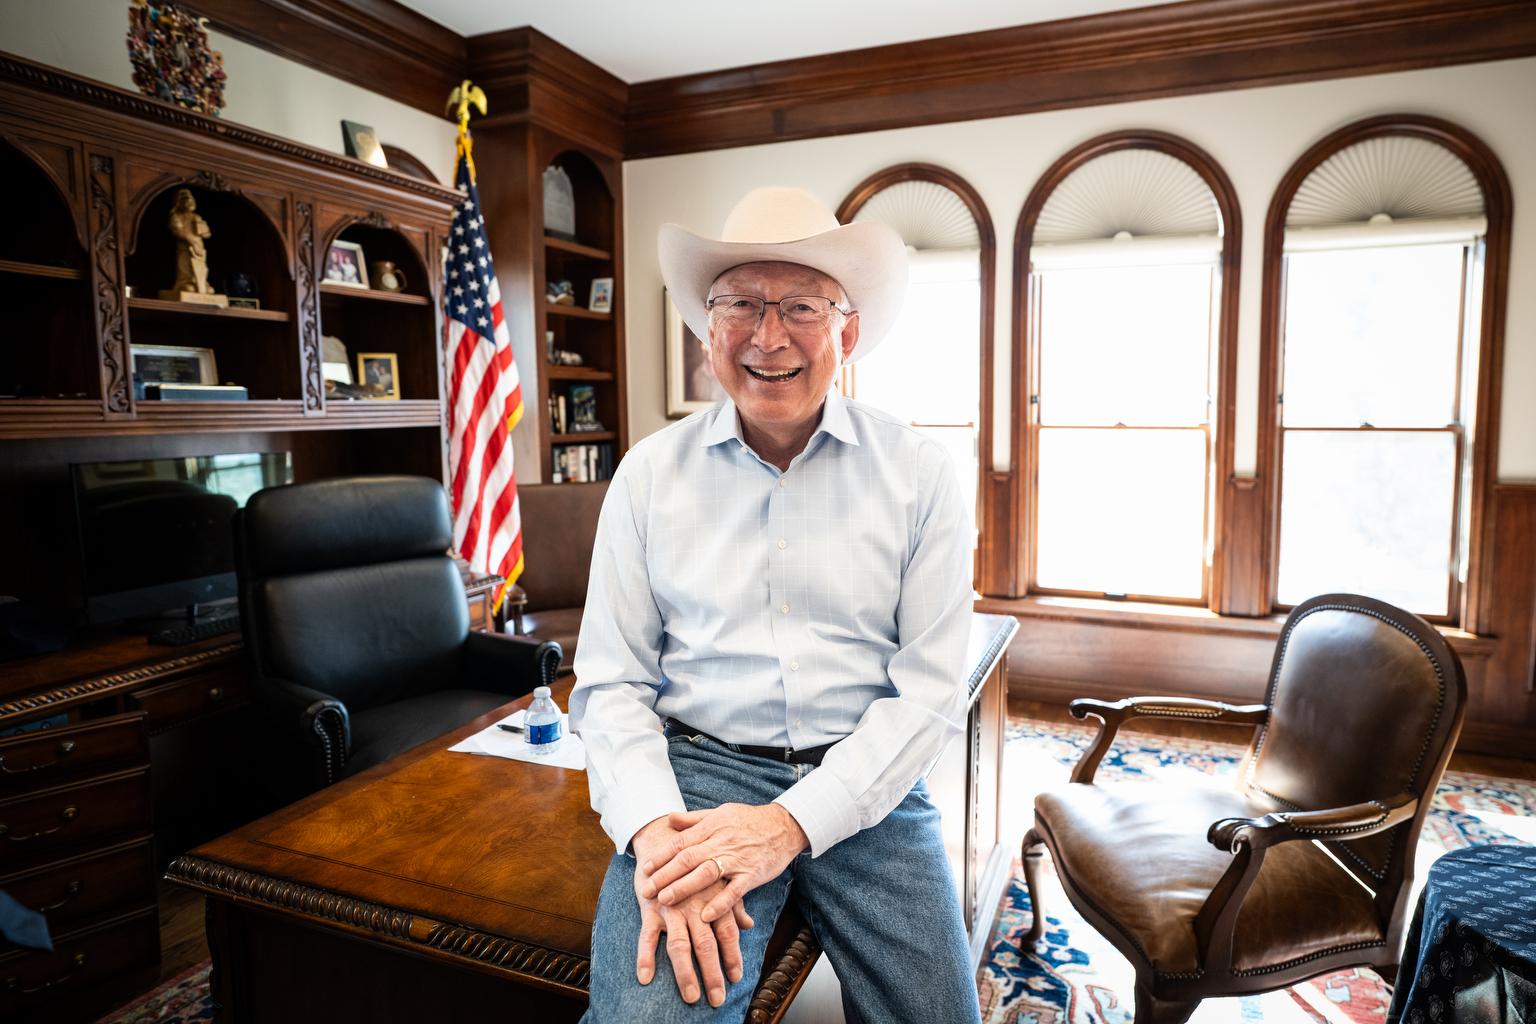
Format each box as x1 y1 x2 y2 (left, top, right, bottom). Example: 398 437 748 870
850 179 980 251
1284 135 1486 251
1033 148 1221 245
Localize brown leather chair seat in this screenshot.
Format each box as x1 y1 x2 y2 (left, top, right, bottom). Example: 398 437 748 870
1036 781 1385 976
518 606 584 674
512 481 608 674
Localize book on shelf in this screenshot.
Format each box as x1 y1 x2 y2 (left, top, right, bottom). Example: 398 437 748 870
550 442 614 484
567 384 602 432
548 393 568 435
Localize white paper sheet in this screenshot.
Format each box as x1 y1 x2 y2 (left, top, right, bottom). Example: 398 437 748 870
448 709 587 771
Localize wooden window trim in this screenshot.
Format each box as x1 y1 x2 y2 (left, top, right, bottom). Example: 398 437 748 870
1256 115 1514 631
836 163 997 594
1004 130 1243 608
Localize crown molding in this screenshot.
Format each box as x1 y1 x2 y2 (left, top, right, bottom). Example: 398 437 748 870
625 0 1536 158
184 0 465 119
466 27 628 157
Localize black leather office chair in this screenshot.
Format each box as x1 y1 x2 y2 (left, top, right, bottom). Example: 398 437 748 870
235 475 561 796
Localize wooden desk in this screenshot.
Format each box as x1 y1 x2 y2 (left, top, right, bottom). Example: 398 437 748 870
167 613 1017 1023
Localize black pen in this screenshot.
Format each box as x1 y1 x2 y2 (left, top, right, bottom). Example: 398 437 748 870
496 723 524 734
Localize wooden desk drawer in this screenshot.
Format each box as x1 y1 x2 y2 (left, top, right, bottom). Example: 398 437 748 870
0 907 159 1019
0 768 150 871
0 714 148 796
0 837 155 937
130 667 248 733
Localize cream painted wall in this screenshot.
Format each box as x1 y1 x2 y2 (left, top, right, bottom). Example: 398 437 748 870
1 0 458 184
624 58 1536 481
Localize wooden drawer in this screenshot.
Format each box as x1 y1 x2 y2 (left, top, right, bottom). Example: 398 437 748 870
0 768 150 871
0 837 155 937
0 907 159 1020
130 665 248 733
0 713 148 797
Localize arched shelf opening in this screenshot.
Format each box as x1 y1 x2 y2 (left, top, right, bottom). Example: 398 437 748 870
124 183 297 401
320 219 436 403
0 138 96 400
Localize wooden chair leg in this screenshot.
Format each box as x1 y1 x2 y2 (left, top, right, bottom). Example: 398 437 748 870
1133 981 1199 1024
1021 827 1047 947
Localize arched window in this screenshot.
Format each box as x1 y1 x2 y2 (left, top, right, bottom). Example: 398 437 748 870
838 165 996 562
1014 132 1241 604
1259 116 1512 624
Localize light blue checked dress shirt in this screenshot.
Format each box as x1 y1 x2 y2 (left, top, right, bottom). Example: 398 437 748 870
569 389 973 857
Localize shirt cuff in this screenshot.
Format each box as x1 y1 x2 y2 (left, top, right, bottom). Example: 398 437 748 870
774 767 860 858
601 777 688 857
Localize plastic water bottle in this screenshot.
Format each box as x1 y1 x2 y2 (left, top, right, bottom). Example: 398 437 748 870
525 686 563 757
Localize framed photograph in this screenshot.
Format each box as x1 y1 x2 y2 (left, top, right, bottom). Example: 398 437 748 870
341 120 388 168
356 352 400 400
324 240 369 289
588 277 614 313
131 343 217 385
665 288 725 418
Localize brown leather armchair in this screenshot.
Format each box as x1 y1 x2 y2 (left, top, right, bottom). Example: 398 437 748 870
508 481 608 674
1021 593 1467 1023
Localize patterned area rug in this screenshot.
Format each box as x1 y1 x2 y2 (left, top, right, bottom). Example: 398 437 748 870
96 719 1536 1023
978 720 1536 1024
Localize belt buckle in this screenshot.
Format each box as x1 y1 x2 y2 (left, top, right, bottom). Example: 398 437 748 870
783 748 793 763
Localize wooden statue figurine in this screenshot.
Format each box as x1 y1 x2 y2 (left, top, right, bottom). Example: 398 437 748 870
160 188 228 306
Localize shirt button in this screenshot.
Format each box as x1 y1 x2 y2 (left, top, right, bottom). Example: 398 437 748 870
778 477 787 488
795 718 802 728
777 539 787 550
790 661 799 671
780 603 789 614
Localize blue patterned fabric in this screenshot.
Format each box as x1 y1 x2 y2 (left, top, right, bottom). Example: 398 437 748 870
1388 844 1536 1024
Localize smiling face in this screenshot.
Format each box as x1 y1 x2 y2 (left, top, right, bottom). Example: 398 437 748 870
706 261 859 459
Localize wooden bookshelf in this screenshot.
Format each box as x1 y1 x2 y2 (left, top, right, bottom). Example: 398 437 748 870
0 257 83 280
320 282 432 305
545 366 615 381
127 296 291 321
546 303 611 321
544 235 611 260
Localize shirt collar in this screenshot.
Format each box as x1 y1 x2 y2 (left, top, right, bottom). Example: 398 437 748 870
700 389 861 450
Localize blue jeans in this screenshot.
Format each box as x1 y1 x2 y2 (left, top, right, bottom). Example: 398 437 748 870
582 733 980 1023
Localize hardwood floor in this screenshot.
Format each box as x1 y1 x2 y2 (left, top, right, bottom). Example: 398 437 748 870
157 878 210 983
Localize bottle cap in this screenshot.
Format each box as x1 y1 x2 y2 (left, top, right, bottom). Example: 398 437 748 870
533 686 552 698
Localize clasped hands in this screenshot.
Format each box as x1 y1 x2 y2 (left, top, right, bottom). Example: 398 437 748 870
630 802 809 1008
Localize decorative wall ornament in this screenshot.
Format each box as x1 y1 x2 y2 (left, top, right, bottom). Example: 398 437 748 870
297 201 324 412
190 168 236 193
359 210 392 229
126 0 227 116
88 154 131 414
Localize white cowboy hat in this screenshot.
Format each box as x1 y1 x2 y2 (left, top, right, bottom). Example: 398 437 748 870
657 186 908 363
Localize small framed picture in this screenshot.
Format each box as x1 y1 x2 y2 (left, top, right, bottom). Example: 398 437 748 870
131 344 218 385
589 277 614 313
356 352 400 400
665 288 725 418
324 240 369 289
341 120 388 168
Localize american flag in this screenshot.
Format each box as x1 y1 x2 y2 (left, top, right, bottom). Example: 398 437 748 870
444 145 524 603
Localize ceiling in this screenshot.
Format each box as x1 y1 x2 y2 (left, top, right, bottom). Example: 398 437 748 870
397 0 1161 83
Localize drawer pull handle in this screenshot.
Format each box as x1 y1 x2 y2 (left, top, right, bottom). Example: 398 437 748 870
5 952 87 994
37 880 82 913
0 739 77 774
208 686 225 701
0 805 78 842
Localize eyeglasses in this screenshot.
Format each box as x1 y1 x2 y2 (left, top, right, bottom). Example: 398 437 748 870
705 294 851 332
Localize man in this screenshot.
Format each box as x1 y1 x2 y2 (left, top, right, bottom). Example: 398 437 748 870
571 186 978 1022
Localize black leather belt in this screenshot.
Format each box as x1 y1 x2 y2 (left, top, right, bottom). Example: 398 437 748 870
665 718 836 767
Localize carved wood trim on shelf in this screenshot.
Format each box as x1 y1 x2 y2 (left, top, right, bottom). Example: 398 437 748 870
0 54 462 205
86 152 130 416
0 642 242 723
746 926 821 1024
296 200 324 413
166 855 592 993
625 0 1536 158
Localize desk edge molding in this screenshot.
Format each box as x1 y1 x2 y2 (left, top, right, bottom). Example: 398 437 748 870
0 642 243 724
165 854 592 993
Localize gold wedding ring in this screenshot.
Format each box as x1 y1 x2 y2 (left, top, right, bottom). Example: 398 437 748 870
710 856 726 880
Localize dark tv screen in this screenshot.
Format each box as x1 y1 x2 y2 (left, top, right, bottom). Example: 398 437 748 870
73 452 293 623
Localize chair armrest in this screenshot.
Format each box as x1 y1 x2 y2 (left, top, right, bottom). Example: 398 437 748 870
254 676 351 788
1066 697 1269 784
1207 792 1419 852
502 583 528 635
462 630 563 693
